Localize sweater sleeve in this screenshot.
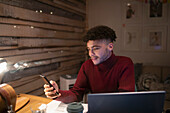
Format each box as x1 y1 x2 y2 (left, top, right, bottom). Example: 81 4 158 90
118 58 135 92
56 63 89 103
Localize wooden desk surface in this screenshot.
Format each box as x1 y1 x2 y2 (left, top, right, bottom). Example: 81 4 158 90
16 94 52 113
15 94 170 113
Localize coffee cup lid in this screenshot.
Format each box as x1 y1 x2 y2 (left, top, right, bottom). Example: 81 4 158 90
67 102 84 112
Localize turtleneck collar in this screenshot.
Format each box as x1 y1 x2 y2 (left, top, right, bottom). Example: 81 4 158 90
94 53 117 71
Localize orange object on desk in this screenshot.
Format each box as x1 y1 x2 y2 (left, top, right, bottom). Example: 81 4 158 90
15 94 52 113
0 84 17 113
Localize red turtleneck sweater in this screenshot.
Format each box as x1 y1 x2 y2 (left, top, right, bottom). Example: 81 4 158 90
57 53 135 103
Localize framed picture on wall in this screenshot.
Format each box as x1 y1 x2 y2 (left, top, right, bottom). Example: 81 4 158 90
122 0 142 24
143 26 167 52
122 26 142 51
143 1 168 24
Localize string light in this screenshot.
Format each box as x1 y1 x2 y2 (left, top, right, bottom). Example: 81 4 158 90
127 3 131 6
13 62 29 70
30 26 34 29
14 63 19 68
23 63 28 67
50 12 53 15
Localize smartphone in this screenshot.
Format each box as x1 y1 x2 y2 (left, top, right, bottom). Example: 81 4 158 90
40 74 59 95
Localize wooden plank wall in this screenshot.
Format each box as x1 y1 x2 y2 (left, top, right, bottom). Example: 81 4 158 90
0 0 86 97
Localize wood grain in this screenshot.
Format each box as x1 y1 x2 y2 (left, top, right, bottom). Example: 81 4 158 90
0 0 86 97
0 3 85 27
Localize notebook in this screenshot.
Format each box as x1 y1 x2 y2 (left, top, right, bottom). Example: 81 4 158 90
88 91 165 113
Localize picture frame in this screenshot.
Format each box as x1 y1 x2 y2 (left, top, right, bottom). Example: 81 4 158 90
122 0 142 24
122 26 142 51
143 26 167 52
143 1 168 24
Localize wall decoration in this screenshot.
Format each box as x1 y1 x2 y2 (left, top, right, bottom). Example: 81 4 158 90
122 0 142 24
143 0 168 24
122 26 142 51
143 26 167 52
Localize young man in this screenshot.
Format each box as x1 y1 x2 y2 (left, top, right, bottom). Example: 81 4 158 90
44 25 135 103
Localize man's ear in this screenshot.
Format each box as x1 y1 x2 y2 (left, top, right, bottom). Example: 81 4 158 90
108 43 113 51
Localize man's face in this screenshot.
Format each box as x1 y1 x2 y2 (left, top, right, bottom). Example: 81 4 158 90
87 40 113 65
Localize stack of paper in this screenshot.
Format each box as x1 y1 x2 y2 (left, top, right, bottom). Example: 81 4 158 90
46 100 88 113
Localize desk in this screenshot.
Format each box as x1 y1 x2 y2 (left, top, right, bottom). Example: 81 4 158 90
15 94 88 113
15 94 169 113
16 94 52 113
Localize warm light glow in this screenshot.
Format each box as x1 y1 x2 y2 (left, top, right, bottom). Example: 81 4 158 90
127 3 131 6
14 63 19 68
50 12 53 14
0 62 7 73
30 26 34 29
23 63 28 67
13 61 30 71
40 10 43 13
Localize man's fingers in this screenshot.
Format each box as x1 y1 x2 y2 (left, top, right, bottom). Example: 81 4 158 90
44 86 53 92
44 84 50 88
45 91 54 96
44 80 60 99
45 92 61 99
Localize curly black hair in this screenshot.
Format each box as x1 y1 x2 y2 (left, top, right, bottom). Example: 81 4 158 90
83 25 117 42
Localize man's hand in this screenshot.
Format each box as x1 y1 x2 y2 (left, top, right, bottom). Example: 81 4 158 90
44 80 61 99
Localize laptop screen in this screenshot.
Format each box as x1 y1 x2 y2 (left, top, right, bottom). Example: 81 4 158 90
88 91 165 113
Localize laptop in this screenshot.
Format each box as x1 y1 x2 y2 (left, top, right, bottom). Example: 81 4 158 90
88 91 165 113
